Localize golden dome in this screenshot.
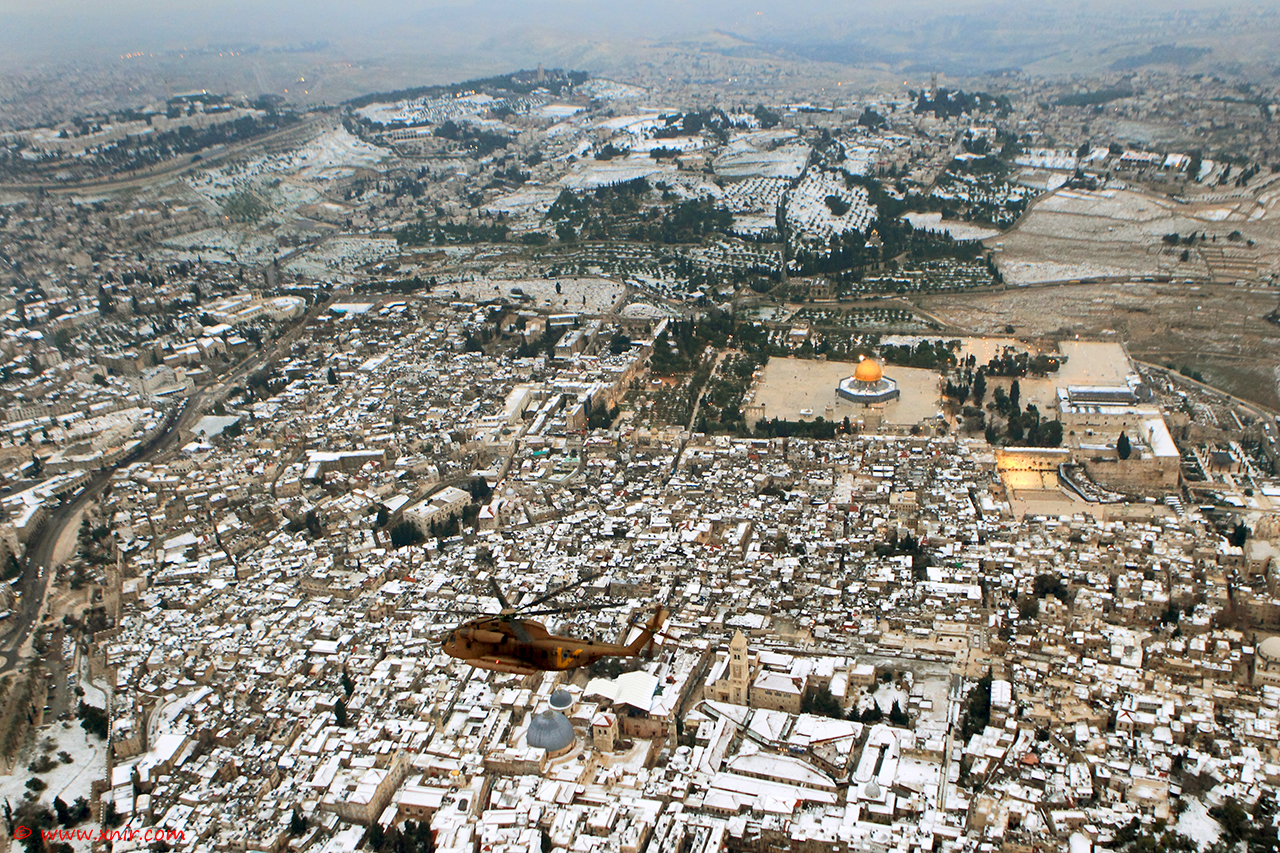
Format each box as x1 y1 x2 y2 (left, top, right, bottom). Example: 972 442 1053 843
854 358 883 383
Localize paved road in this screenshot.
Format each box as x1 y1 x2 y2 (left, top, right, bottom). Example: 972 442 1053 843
0 471 125 674
0 395 197 675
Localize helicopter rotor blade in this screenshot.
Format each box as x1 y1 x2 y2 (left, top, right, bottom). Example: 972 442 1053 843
517 570 604 612
418 608 488 617
489 577 513 612
514 601 626 618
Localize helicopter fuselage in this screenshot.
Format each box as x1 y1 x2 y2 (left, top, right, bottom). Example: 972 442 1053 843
440 608 666 674
441 617 617 673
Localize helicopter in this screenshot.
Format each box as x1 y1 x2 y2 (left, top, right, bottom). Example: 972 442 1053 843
438 573 668 675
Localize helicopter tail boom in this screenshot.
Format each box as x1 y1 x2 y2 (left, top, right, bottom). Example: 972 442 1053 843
624 605 669 657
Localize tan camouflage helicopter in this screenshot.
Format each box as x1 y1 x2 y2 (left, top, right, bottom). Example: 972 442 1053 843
438 572 667 675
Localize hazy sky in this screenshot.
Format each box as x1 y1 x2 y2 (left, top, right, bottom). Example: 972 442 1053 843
2 0 1268 71
0 0 1092 57
7 0 795 53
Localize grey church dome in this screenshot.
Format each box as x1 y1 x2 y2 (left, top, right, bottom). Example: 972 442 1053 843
526 711 575 753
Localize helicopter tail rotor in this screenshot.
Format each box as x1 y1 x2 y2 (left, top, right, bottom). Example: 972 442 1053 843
624 604 669 657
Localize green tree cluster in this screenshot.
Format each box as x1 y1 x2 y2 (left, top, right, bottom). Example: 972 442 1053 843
221 191 269 224
960 672 994 740
754 417 838 439
364 818 436 853
389 521 424 549
800 687 844 719
432 120 511 155
915 88 1012 118
76 702 108 739
879 339 958 371
394 220 509 247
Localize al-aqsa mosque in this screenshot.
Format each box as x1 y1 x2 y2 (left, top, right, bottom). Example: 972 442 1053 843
836 357 900 405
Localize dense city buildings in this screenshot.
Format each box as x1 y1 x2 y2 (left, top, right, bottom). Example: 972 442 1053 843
0 45 1279 853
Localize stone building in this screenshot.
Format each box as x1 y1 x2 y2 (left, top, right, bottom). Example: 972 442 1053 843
704 631 754 705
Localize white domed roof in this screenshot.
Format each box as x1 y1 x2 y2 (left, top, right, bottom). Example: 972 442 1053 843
1259 635 1280 662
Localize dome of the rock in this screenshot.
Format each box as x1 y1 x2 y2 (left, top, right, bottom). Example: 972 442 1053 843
836 358 899 406
854 358 884 383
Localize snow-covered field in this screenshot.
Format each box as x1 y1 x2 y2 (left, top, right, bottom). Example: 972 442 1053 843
1197 207 1235 222
904 213 1000 241
0 719 105 851
184 127 389 209
731 214 778 238
158 228 280 265
483 185 563 221
849 683 910 716
281 236 399 281
1014 148 1079 171
662 175 721 201
160 127 391 264
871 684 909 714
1 661 110 852
0 720 104 801
629 134 706 155
1175 799 1222 848
594 113 665 136
620 300 679 319
558 155 674 190
283 128 390 181
263 180 325 211
431 277 625 313
714 141 811 179
577 78 646 100
993 184 1280 285
719 178 789 215
535 104 585 119
732 129 799 148
1013 168 1070 193
997 259 1143 284
356 92 500 127
1037 188 1171 222
786 171 874 239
